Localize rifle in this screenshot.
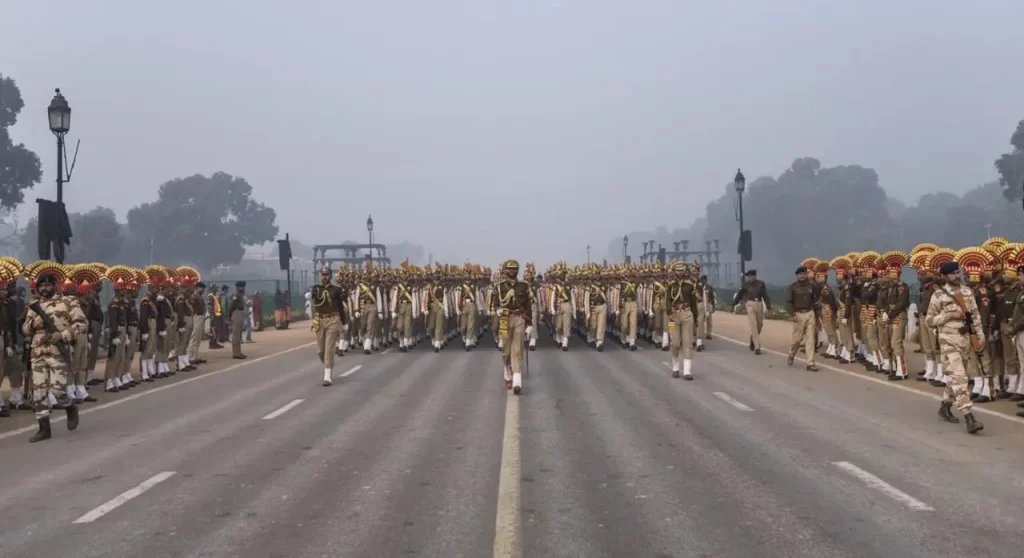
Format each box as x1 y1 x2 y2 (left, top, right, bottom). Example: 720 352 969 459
950 291 985 354
28 301 73 366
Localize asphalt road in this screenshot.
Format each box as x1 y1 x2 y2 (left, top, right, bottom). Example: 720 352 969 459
1 331 1022 558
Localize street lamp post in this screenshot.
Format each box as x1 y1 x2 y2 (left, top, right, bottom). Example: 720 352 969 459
622 234 629 263
985 223 992 239
47 88 73 263
734 168 746 279
586 244 591 264
366 215 374 265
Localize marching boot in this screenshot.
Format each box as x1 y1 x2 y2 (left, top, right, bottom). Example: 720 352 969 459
66 404 80 431
29 417 52 443
964 413 984 434
937 401 959 424
323 367 333 387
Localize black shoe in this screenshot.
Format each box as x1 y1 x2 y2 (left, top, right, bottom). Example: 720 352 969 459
749 339 755 351
964 413 984 434
66 404 80 431
754 349 762 355
787 355 795 366
30 418 52 443
0 406 10 418
938 401 959 423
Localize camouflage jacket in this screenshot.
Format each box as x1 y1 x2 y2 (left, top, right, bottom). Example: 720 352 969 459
21 295 88 362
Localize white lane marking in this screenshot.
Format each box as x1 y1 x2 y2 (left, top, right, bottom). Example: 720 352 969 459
262 399 305 420
493 391 522 558
73 471 177 524
712 332 1024 427
713 392 754 412
341 365 363 377
832 461 934 511
381 348 392 355
0 342 317 441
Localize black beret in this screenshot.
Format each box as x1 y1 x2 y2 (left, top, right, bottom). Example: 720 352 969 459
37 273 58 286
745 270 757 276
795 266 808 274
196 282 206 288
235 281 246 288
938 262 959 275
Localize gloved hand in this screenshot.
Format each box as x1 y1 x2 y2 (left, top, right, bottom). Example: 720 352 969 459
841 318 848 325
526 326 533 337
378 313 383 320
142 333 149 341
881 312 889 323
178 327 186 333
158 330 167 337
495 308 503 317
112 338 121 346
354 312 361 319
5 346 12 358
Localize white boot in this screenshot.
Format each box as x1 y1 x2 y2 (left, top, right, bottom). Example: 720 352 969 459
66 385 77 400
512 372 522 394
323 367 332 385
113 376 124 390
121 373 133 386
895 357 906 378
106 378 116 391
77 385 90 400
924 360 935 380
670 356 680 374
1006 374 1019 394
503 364 512 382
696 339 704 349
529 338 536 348
662 332 669 347
498 338 504 349
9 386 23 406
972 377 983 395
561 337 568 350
363 338 372 354
682 358 693 380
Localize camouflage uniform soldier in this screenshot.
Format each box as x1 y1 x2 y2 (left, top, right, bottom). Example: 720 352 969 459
926 260 984 434
24 266 88 442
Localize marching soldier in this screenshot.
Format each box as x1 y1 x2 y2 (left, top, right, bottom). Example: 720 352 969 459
0 264 16 416
620 267 640 351
910 249 940 383
993 252 1022 400
524 264 539 351
785 266 819 371
189 281 207 365
311 265 348 385
732 269 770 354
831 257 857 364
857 254 882 372
814 262 839 359
956 248 997 402
354 263 382 355
549 263 573 351
423 266 448 352
390 261 419 352
926 260 984 434
880 252 911 381
491 259 532 394
104 267 132 392
585 269 608 351
24 264 88 442
457 264 480 350
666 261 698 379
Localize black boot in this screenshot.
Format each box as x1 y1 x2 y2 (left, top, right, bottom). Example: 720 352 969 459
66 404 80 431
937 401 959 424
29 417 52 443
964 413 984 434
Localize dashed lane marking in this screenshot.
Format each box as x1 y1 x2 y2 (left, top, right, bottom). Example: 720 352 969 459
340 365 363 377
262 399 305 420
832 461 934 511
73 471 177 524
712 392 754 412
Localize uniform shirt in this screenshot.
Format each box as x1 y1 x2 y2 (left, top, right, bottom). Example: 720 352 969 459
819 281 838 318
620 281 638 301
885 280 910 318
491 279 533 325
666 279 699 320
1012 285 1024 335
22 294 88 363
589 284 606 305
785 279 817 314
926 283 982 340
734 279 771 310
992 280 1017 326
357 282 377 305
311 284 347 324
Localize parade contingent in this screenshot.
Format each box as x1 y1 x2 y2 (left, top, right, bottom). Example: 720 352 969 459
733 239 1024 435
0 258 251 443
308 257 721 391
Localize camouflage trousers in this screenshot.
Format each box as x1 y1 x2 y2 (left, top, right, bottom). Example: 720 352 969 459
938 332 973 413
31 359 72 419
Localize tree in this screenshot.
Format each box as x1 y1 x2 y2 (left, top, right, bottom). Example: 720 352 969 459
122 172 278 271
995 120 1024 202
19 206 125 263
0 74 42 209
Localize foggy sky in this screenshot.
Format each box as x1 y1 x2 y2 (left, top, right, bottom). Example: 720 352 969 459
4 0 1023 268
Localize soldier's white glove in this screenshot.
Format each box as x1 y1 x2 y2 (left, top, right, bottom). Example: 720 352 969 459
158 330 167 338
881 313 889 323
88 334 93 341
142 333 149 341
4 347 11 358
526 326 533 337
378 313 383 320
112 338 121 346
342 324 349 332
178 327 186 333
496 308 503 317
841 318 848 325
354 311 361 319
